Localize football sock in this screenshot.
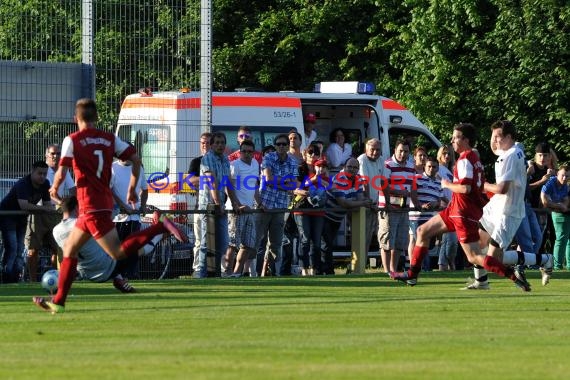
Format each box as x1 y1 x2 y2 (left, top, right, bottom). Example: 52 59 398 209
53 257 78 306
409 246 428 278
483 255 513 279
502 250 519 265
140 234 164 255
502 250 551 266
121 224 166 257
473 265 488 283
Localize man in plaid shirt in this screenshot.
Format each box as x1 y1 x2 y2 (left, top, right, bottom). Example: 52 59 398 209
256 133 300 276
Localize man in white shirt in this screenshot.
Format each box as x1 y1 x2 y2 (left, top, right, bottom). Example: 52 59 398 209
111 157 148 278
465 120 553 290
227 140 261 277
357 138 383 265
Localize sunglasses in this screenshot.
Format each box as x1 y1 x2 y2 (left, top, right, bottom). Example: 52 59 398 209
275 142 288 147
238 133 251 139
241 150 254 154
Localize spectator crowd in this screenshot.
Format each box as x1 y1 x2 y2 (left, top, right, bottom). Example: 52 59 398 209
0 111 566 286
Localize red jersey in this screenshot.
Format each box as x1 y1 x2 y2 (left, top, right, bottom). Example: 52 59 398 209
448 149 487 221
60 128 135 214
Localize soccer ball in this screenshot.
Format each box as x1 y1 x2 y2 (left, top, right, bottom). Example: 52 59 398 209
41 270 59 293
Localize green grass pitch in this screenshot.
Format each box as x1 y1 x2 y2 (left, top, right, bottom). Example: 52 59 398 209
2 270 570 379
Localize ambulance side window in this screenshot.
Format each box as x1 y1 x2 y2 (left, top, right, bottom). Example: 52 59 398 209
388 127 439 157
117 124 169 175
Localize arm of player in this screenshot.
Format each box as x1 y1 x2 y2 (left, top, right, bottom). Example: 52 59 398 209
484 180 511 195
441 179 471 194
126 153 142 206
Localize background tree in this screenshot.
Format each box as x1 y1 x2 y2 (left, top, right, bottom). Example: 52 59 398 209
1 0 570 176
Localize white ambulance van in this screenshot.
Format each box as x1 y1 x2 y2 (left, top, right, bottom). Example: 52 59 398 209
115 81 442 256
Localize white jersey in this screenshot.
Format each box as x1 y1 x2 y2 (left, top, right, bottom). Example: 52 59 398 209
53 217 116 282
480 144 526 247
229 159 259 208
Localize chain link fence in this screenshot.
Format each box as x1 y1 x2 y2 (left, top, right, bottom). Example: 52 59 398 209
1 1 200 281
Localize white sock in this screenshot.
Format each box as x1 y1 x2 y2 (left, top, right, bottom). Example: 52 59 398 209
473 266 488 282
503 250 543 266
502 250 519 265
141 235 164 256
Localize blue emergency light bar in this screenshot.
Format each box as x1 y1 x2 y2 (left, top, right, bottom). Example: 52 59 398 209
314 81 375 95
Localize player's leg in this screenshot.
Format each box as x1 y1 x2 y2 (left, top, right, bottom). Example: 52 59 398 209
33 225 90 313
462 228 491 289
463 240 531 291
390 213 448 283
109 211 188 260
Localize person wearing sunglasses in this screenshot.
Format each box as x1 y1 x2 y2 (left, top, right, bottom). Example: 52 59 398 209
257 134 300 276
292 142 329 276
227 126 262 164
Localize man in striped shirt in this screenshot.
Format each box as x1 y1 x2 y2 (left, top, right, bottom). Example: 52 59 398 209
321 158 374 274
408 157 447 270
377 139 419 273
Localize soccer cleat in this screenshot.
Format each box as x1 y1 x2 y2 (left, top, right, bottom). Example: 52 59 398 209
461 279 490 290
153 211 189 243
540 254 553 286
33 296 65 314
513 276 532 292
113 277 136 293
389 271 417 286
514 265 528 284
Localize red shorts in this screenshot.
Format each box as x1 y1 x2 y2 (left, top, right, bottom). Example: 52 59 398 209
75 211 115 240
439 207 480 244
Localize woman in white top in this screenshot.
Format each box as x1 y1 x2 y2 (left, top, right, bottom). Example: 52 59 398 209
325 128 352 169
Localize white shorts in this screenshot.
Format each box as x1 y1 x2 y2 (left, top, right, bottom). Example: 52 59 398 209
480 208 522 249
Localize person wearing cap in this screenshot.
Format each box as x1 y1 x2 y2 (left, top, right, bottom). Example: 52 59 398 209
301 113 318 151
527 142 557 253
291 142 329 276
528 142 556 210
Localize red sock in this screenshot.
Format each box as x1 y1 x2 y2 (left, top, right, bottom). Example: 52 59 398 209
53 257 78 306
120 223 165 257
409 246 428 278
483 256 514 279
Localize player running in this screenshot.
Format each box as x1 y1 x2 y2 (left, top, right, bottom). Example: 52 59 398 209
464 120 553 290
390 122 531 291
33 98 188 314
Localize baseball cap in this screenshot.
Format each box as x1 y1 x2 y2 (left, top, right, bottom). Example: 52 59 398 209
313 158 328 167
535 142 551 154
304 113 316 123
